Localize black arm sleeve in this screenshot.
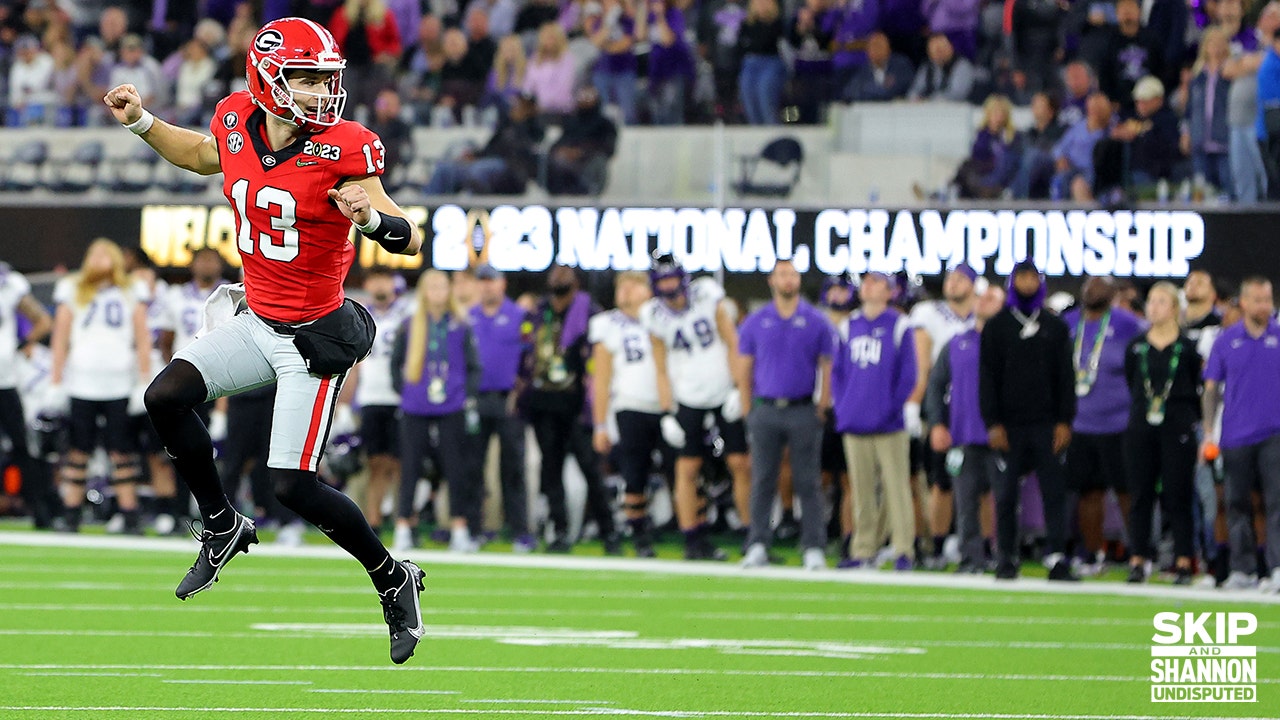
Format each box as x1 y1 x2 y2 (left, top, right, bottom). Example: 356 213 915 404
390 322 408 395
926 339 952 428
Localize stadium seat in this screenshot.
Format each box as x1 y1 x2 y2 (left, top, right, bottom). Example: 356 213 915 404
731 136 803 199
0 139 50 192
46 140 105 193
154 161 211 194
107 144 160 193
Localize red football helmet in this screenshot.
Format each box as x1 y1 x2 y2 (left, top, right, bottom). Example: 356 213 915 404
245 17 347 127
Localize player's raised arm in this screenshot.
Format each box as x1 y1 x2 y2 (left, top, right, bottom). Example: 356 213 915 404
104 83 221 176
329 177 423 256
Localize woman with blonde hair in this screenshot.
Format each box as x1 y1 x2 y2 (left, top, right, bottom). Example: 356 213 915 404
523 22 578 116
1123 282 1201 584
485 35 528 112
954 94 1018 198
1184 25 1232 194
390 270 482 553
48 238 151 533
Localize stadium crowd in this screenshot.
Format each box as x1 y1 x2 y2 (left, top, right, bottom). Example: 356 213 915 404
1 241 1279 594
7 1 1280 200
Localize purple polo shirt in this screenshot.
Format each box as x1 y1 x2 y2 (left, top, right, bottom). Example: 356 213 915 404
946 329 988 447
831 307 918 435
1063 308 1145 435
1204 321 1280 448
469 298 530 393
739 300 835 400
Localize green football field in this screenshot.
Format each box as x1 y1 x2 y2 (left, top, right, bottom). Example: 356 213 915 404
0 530 1276 720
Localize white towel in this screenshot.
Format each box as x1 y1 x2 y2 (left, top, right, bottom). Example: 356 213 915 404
195 282 247 339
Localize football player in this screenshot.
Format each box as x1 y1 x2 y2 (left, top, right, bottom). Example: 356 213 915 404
0 261 55 528
641 253 751 561
105 17 426 664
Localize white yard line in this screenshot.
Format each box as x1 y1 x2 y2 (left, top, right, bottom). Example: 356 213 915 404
162 680 313 685
2 531 1276 604
309 690 459 695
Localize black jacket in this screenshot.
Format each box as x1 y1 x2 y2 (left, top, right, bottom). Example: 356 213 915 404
979 308 1076 429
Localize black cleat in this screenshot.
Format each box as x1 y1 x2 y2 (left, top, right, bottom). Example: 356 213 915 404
1126 564 1147 584
603 532 624 556
684 537 728 562
1048 558 1081 582
380 561 426 665
994 560 1019 580
176 513 257 600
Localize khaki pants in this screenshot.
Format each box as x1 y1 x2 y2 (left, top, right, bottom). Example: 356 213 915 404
842 431 914 560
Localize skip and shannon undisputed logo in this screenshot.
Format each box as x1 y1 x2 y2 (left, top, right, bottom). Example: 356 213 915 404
1150 612 1257 703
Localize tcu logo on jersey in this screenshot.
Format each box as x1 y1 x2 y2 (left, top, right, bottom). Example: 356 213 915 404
848 335 883 368
254 29 284 54
303 140 341 161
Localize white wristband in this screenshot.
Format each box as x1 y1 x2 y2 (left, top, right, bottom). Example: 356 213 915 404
124 109 154 135
355 207 382 234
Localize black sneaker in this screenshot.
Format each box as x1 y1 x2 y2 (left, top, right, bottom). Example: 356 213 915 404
546 537 573 554
1048 558 1081 582
380 560 426 665
1127 564 1147 584
684 537 728 562
602 532 624 556
176 513 258 600
633 532 656 558
994 560 1019 580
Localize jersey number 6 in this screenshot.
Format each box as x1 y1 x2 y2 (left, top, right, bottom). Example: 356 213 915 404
230 178 298 262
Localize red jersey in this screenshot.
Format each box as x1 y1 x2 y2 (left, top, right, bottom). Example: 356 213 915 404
210 91 385 323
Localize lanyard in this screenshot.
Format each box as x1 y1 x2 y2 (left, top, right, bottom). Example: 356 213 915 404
427 314 449 379
1073 310 1111 385
1138 339 1182 405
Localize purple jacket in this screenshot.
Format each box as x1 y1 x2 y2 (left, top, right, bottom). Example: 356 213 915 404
832 0 880 71
390 313 480 417
832 307 918 435
927 328 987 446
647 6 696 82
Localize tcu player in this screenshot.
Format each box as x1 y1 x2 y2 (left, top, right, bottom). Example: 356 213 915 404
591 271 665 557
348 266 411 529
0 262 54 528
642 254 751 561
49 239 152 533
909 264 978 569
106 17 426 664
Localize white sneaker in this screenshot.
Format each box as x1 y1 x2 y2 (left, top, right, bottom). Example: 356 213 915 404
1222 571 1258 590
392 524 414 552
153 513 176 536
104 513 125 534
1261 569 1280 595
275 522 304 547
740 543 768 568
449 527 477 553
802 548 826 571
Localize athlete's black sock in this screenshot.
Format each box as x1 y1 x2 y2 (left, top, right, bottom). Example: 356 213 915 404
272 468 393 574
144 361 234 527
933 535 946 558
367 556 408 594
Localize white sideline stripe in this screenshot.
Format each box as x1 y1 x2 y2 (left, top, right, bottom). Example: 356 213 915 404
163 680 313 685
0 603 637 618
309 690 459 695
4 663 1277 684
459 700 619 705
0 708 1275 720
3 531 1277 604
21 672 163 677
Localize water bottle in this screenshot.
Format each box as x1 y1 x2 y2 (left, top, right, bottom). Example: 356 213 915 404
1156 178 1170 204
868 185 880 204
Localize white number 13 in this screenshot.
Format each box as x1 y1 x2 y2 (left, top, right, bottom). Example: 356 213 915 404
362 140 385 174
231 178 299 262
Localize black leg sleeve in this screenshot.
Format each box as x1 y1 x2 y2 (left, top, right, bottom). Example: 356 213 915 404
144 360 233 523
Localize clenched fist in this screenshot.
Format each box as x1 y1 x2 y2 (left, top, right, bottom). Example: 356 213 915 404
104 83 144 124
328 185 374 227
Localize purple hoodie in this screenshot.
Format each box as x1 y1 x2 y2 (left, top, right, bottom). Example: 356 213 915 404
831 0 880 71
832 307 918 435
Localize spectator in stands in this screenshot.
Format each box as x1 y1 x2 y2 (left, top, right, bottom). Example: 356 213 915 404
1058 61 1096 128
1184 27 1233 196
387 0 422 49
329 0 404 116
881 0 925 64
464 7 499 79
908 33 975 102
547 86 619 195
847 31 913 102
1146 0 1190 92
1257 24 1280 195
73 36 114 126
1123 282 1199 585
1010 91 1065 199
1011 0 1066 94
401 14 445 124
636 0 696 124
1051 91 1113 201
1096 0 1163 114
516 0 563 37
8 34 55 126
829 0 880 97
786 0 835 122
368 88 413 176
172 39 217 126
1095 76 1182 199
484 35 527 114
97 5 128 57
437 28 488 124
425 93 545 194
587 0 638 124
1224 1 1280 202
523 23 578 118
107 34 164 117
954 93 1018 198
50 38 81 127
923 0 981 60
697 0 747 121
737 0 786 125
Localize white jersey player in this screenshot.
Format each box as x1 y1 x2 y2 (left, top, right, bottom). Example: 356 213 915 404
0 262 55 528
49 239 152 533
640 253 750 561
591 271 663 557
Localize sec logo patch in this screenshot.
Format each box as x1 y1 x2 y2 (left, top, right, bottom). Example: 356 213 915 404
223 112 238 129
227 132 244 154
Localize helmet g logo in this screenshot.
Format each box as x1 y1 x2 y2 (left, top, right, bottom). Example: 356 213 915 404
253 29 284 54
